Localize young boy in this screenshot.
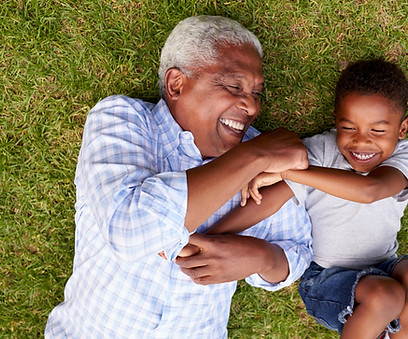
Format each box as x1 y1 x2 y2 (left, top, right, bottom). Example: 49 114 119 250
195 59 408 338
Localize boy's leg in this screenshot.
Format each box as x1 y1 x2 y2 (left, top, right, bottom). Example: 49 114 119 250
390 258 408 338
341 274 404 339
298 263 381 334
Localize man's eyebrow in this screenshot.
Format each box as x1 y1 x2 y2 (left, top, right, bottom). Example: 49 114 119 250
222 74 264 87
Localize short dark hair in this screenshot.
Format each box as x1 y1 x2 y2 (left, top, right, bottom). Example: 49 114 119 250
335 59 408 115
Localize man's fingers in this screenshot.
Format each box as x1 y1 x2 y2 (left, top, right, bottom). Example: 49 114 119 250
177 243 201 258
179 265 208 278
179 265 224 285
158 251 167 260
184 232 211 248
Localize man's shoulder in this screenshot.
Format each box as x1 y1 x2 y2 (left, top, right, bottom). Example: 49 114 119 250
87 95 162 129
92 95 156 115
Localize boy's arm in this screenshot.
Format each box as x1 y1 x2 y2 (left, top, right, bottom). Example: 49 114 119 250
283 165 408 203
206 181 294 235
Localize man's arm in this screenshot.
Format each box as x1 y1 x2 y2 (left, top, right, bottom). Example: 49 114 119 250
283 165 408 203
175 233 289 284
176 196 312 286
184 128 308 231
176 182 295 283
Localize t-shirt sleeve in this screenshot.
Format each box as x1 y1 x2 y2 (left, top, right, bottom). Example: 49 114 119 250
379 139 408 202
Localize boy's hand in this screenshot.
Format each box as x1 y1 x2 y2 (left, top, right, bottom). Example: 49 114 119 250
241 172 283 206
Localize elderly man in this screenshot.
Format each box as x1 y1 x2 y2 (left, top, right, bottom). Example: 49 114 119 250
45 15 312 338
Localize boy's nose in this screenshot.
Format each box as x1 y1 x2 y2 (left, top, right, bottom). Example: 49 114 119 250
353 131 371 145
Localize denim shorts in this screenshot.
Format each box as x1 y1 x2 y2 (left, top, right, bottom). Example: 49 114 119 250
298 256 408 334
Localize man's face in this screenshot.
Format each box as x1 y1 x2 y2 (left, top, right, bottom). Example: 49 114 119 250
169 44 264 159
336 93 408 172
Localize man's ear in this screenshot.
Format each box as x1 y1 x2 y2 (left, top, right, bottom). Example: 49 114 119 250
165 68 184 100
398 115 408 139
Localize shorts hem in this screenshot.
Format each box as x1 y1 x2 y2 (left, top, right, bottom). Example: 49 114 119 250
338 267 401 333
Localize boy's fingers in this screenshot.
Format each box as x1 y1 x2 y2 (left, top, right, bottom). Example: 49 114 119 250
240 185 250 206
248 180 263 204
249 188 262 204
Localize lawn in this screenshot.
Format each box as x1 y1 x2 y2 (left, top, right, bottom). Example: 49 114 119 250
1 0 408 337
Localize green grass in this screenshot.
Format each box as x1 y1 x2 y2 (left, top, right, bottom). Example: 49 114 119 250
1 0 408 337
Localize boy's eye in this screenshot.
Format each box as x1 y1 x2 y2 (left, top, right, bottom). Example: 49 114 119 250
341 126 355 131
372 129 385 133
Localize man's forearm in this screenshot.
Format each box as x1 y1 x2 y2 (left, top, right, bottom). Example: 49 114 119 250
185 142 266 232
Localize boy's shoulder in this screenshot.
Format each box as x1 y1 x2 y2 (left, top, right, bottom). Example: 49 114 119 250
303 128 337 145
302 129 347 168
385 138 408 161
303 128 339 153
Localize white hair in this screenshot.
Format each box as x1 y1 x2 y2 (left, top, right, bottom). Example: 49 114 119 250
158 15 263 98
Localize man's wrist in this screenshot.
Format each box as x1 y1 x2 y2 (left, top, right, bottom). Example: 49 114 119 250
237 141 270 175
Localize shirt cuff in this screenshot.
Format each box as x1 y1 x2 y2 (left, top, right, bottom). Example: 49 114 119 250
139 171 190 258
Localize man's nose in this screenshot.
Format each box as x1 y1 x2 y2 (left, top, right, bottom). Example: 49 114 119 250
236 94 259 116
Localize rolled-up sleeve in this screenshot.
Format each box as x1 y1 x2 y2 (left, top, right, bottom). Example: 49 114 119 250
75 96 190 262
244 198 313 291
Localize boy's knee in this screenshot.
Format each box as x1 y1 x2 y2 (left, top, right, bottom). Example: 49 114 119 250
358 276 405 315
392 259 408 290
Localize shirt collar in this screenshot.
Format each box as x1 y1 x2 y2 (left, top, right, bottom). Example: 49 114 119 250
152 99 202 161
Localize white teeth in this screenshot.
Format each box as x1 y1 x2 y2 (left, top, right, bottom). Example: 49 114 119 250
351 152 376 160
219 118 245 131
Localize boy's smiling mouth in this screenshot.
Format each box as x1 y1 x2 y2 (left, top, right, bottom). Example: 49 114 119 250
350 151 377 161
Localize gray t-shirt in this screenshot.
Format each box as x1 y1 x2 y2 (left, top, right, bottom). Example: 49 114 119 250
287 129 408 269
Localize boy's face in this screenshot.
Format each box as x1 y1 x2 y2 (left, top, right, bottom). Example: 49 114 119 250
336 93 408 173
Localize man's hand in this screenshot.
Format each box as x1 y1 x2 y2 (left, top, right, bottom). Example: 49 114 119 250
174 233 289 285
248 128 308 174
177 243 201 257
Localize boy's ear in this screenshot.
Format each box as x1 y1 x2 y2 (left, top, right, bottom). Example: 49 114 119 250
165 68 184 100
398 116 408 139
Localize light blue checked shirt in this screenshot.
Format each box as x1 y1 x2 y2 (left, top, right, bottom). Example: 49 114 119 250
45 95 312 338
